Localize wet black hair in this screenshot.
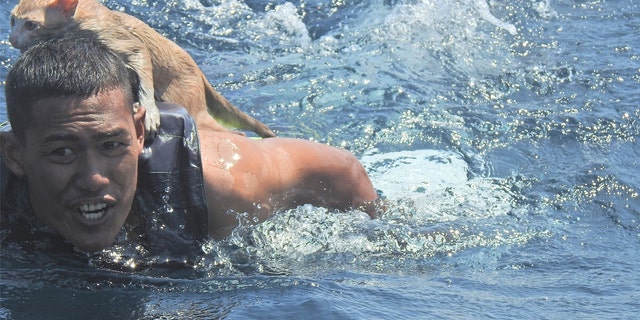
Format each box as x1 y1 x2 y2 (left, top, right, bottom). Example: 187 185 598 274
5 31 140 141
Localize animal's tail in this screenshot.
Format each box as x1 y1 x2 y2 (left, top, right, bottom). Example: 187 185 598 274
203 75 276 138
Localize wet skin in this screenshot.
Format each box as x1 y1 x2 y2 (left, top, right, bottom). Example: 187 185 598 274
1 89 145 252
199 130 380 238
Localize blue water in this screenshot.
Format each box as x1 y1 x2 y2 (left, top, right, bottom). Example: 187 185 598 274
1 0 639 318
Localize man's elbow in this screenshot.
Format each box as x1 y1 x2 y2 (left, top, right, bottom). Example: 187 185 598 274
345 159 381 218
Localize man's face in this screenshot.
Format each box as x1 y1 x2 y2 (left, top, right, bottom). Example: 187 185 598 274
8 89 145 252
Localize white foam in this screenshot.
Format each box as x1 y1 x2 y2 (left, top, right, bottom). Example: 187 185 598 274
361 149 469 200
473 0 517 35
361 149 519 223
250 2 311 50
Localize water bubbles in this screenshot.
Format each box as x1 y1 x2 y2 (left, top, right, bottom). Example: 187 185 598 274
161 186 174 213
533 0 558 19
124 258 137 270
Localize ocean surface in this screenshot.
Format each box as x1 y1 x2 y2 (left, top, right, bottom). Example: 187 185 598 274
1 0 639 319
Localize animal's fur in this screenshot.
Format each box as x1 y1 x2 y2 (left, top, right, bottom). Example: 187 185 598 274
10 0 276 137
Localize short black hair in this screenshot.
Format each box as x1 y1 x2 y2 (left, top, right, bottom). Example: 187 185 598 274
5 32 140 141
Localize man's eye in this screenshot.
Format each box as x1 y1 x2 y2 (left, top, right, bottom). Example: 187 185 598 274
46 147 76 164
51 147 73 157
102 141 128 154
103 141 118 149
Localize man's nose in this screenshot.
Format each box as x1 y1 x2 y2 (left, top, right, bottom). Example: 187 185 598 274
74 154 110 192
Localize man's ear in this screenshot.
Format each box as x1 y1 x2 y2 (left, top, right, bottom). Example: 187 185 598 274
0 132 26 176
133 103 146 147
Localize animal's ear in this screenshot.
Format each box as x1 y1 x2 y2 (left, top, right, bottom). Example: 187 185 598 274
49 0 79 18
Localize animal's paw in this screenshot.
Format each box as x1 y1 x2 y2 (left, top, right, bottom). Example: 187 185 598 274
144 104 161 138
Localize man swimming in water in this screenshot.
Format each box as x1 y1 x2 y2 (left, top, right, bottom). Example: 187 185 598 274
0 34 380 255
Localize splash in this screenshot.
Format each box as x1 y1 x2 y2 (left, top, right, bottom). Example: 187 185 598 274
190 149 547 276
254 2 312 50
473 0 517 35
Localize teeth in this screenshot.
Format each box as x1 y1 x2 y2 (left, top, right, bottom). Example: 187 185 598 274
79 203 108 220
83 212 105 220
80 203 108 213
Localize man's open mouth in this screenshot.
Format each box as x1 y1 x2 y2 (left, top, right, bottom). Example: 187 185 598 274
78 203 109 221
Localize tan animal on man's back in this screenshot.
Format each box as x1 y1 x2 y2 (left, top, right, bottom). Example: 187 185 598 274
9 0 276 138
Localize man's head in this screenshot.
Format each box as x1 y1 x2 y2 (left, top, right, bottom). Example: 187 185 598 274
5 31 140 142
1 33 146 252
